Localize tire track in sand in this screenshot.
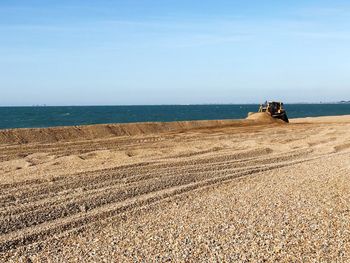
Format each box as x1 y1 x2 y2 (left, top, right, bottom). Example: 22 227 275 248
0 148 320 253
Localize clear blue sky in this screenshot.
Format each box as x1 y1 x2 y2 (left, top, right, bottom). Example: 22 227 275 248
0 0 349 106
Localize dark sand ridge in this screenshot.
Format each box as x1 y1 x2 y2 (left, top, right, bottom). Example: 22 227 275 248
0 113 280 145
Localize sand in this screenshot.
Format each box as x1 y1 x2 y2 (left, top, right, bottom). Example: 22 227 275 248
1 115 350 261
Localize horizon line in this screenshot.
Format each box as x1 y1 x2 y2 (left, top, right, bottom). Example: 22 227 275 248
0 101 349 107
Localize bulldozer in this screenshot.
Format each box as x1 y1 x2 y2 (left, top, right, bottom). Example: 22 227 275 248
258 101 289 123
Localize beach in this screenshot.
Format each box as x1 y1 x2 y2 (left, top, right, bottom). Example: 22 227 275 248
1 114 350 261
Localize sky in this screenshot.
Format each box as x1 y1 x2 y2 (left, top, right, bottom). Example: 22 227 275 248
0 0 349 106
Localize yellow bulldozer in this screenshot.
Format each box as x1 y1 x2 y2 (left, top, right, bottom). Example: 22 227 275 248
258 101 289 123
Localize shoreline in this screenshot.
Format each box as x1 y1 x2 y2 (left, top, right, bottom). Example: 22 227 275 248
1 104 350 131
1 114 350 145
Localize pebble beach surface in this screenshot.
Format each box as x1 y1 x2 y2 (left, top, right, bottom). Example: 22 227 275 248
1 115 350 261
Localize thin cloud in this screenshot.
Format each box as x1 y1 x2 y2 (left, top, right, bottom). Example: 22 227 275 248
296 6 350 17
292 31 350 41
162 34 252 48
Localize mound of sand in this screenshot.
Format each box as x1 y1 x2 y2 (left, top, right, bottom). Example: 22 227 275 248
0 120 249 145
246 112 284 124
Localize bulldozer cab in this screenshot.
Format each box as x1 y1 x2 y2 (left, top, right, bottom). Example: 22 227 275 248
258 101 289 123
259 101 284 114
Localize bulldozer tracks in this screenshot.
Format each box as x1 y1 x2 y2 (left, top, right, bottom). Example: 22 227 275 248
0 146 317 253
1 120 349 255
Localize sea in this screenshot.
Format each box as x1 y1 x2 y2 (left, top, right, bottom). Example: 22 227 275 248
0 104 350 130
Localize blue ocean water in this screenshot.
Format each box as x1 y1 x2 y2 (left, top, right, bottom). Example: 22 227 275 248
0 104 350 130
